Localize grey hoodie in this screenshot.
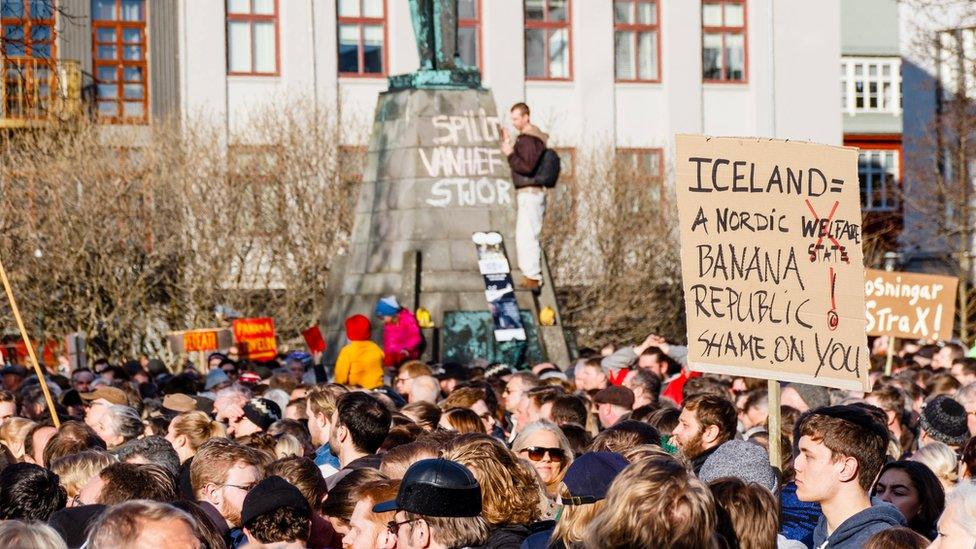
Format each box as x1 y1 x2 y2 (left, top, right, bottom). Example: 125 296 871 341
812 500 904 549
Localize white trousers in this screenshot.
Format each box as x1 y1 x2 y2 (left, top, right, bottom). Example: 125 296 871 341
516 191 546 281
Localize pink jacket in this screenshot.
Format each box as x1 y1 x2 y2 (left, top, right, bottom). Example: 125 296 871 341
382 308 422 366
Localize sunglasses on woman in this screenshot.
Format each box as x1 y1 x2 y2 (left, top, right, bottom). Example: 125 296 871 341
521 446 566 463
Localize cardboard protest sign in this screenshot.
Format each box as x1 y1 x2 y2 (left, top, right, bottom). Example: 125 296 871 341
675 135 869 392
233 318 277 361
865 269 957 341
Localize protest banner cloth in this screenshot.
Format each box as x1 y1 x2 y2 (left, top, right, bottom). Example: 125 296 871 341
864 269 957 341
674 135 869 392
233 317 278 361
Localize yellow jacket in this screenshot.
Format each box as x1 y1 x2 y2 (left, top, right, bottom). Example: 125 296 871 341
334 340 384 389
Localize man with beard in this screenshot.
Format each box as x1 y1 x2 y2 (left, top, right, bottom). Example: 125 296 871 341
190 438 264 547
671 393 737 474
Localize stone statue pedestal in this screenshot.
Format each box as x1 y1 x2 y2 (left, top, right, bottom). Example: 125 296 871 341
324 87 570 367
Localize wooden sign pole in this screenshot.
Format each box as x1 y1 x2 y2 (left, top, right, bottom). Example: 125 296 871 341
0 256 60 428
884 337 895 376
767 379 781 470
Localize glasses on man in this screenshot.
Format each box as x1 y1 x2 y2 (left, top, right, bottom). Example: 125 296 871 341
221 482 257 492
520 446 566 463
387 517 420 535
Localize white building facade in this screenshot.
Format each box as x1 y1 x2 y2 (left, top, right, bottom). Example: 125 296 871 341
170 0 843 164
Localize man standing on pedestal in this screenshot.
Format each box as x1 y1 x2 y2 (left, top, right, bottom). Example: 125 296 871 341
502 102 549 290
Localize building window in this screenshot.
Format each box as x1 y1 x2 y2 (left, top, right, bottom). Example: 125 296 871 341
858 149 898 212
227 0 278 75
614 0 659 82
1 0 55 58
458 0 480 70
701 0 746 82
616 147 664 200
553 147 575 180
524 0 571 80
841 58 901 114
337 0 386 76
92 0 148 123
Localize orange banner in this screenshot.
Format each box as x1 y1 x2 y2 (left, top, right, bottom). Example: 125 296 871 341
183 330 220 352
233 318 277 361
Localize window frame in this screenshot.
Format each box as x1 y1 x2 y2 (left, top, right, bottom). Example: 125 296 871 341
336 0 388 78
0 0 57 59
226 0 281 76
613 0 661 83
91 0 149 125
841 57 902 115
845 137 902 213
458 0 482 72
524 0 573 81
701 0 748 84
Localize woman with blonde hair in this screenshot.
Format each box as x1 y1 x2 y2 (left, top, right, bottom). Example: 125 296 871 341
49 450 116 505
527 451 630 549
0 417 37 461
910 441 958 492
444 433 541 546
512 420 574 500
165 411 225 463
583 454 718 548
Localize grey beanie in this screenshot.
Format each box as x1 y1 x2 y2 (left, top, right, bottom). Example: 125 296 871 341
788 383 831 411
698 440 779 492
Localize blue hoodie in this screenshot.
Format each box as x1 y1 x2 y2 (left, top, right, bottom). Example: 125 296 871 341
812 500 905 548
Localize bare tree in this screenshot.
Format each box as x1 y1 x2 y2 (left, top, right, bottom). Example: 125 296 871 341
0 100 353 360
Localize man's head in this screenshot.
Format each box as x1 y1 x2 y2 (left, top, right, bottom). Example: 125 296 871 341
372 458 489 549
91 404 143 449
85 500 202 549
865 385 907 437
780 383 831 413
956 383 976 436
593 386 635 428
230 397 282 439
549 394 588 427
23 424 56 466
345 479 400 549
934 342 966 370
573 359 608 392
190 438 264 527
636 347 671 379
43 421 107 466
306 385 343 447
739 388 769 431
394 362 434 399
0 390 15 423
793 405 889 504
80 462 177 505
114 435 181 478
951 357 976 386
509 103 531 132
918 394 970 449
266 456 328 509
241 475 312 545
623 369 661 409
671 394 737 459
329 392 392 459
409 376 441 404
71 369 95 393
0 462 66 521
515 386 561 431
503 372 540 414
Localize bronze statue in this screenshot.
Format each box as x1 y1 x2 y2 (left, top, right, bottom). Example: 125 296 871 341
409 0 459 71
392 0 480 89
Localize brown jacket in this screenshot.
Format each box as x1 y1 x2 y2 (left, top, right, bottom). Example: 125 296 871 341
507 124 549 189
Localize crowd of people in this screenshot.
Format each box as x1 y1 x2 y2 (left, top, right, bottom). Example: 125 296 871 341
0 308 974 548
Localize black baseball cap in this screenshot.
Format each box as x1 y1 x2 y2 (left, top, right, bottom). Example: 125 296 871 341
372 458 481 517
241 476 310 526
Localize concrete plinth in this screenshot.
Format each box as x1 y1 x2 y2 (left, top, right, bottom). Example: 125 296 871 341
325 87 570 368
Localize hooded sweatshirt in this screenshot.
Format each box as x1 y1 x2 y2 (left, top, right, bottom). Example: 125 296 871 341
382 308 423 366
812 500 905 549
334 315 384 389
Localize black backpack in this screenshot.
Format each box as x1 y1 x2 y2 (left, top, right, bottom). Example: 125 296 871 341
533 149 561 188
